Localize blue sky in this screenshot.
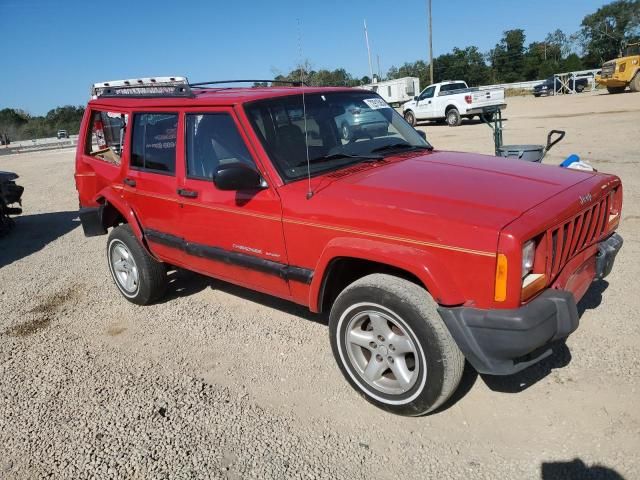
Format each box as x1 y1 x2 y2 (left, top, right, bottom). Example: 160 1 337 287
1 0 609 115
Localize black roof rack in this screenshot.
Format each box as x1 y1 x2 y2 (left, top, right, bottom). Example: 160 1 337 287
189 79 307 87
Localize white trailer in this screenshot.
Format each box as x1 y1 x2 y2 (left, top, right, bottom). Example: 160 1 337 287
360 77 419 106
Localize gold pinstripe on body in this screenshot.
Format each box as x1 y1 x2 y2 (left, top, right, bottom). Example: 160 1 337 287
118 187 495 257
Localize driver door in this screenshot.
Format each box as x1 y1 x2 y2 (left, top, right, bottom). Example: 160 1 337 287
414 86 436 119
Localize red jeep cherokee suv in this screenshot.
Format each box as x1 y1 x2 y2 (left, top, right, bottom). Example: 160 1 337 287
75 77 623 416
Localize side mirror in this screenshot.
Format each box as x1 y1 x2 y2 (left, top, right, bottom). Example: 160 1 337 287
417 130 427 141
414 96 419 101
214 163 264 191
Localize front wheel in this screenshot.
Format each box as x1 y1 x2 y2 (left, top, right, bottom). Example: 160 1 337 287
575 84 585 93
446 108 461 127
630 73 640 92
107 224 167 305
404 110 416 127
341 123 352 141
329 274 465 416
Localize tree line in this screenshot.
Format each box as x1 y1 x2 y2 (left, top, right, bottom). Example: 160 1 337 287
270 0 639 89
2 0 638 141
0 106 85 143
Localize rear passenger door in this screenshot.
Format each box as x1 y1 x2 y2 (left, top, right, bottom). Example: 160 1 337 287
176 107 290 298
123 111 184 264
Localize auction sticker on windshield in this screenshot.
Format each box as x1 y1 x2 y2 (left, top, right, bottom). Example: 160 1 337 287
363 98 390 109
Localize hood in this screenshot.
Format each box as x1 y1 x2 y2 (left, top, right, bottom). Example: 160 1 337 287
306 150 596 232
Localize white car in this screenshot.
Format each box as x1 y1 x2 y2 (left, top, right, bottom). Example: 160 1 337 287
402 81 506 127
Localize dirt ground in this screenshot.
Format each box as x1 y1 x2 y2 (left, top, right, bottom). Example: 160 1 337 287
1 89 639 479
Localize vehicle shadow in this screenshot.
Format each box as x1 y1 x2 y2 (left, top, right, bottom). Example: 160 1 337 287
0 211 80 269
156 269 325 325
480 280 609 394
154 271 612 407
541 458 625 479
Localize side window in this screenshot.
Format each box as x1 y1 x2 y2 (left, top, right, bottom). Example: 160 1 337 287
86 110 127 165
420 86 435 99
131 113 178 174
186 113 255 180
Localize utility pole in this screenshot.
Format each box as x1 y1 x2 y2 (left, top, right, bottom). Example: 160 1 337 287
428 0 433 84
364 19 374 82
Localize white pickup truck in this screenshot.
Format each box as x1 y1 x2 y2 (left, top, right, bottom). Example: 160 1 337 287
402 80 506 127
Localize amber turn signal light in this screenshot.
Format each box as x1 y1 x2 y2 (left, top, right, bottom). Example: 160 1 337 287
494 253 508 302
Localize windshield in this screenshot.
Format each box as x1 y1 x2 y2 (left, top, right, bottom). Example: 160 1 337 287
624 44 639 57
244 91 431 182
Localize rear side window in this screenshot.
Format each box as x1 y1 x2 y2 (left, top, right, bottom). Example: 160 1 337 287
86 110 127 165
185 113 254 179
439 82 466 93
131 113 178 174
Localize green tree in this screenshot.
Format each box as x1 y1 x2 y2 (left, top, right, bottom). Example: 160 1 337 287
490 29 527 82
579 0 640 66
432 47 491 85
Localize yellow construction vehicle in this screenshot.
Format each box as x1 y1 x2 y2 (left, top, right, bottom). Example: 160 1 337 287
596 42 640 93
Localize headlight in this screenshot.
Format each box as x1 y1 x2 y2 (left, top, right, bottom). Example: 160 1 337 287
522 240 535 278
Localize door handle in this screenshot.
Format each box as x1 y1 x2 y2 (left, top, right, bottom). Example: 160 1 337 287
177 188 198 198
123 178 136 187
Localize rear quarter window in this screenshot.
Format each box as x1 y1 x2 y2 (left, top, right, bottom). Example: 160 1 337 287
86 111 128 165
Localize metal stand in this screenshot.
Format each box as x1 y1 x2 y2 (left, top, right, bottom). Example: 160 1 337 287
480 107 504 155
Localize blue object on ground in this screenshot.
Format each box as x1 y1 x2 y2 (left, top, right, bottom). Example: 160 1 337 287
560 154 580 168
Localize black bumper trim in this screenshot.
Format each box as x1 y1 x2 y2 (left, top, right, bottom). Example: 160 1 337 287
595 233 623 280
145 228 313 284
439 290 580 375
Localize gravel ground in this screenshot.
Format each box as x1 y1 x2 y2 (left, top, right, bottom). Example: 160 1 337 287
1 90 639 479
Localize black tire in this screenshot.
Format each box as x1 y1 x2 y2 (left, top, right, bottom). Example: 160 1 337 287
329 274 465 416
446 108 461 127
341 122 352 141
575 83 585 93
404 110 416 127
533 93 541 98
107 224 167 305
630 73 640 93
607 86 626 94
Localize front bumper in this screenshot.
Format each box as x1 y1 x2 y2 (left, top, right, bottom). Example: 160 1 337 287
439 233 623 376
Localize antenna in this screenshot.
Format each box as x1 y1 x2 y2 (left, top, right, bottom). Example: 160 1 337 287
297 19 313 200
364 19 374 81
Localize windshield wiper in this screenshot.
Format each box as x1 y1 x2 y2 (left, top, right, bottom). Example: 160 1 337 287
371 143 433 153
293 152 383 168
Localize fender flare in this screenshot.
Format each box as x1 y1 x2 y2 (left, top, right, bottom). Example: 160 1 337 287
95 187 153 256
308 236 466 312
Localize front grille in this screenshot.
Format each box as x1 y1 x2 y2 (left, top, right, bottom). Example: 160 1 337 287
547 193 611 278
601 62 616 77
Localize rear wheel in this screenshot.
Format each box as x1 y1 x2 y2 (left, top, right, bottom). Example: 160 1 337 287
329 274 465 416
607 86 626 94
446 108 461 127
575 83 585 93
107 224 167 305
404 110 416 127
630 73 640 92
